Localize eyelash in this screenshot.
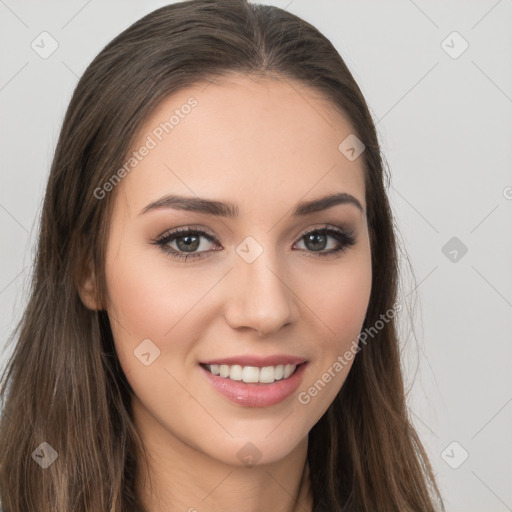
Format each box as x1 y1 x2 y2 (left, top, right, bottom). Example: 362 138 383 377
152 225 356 262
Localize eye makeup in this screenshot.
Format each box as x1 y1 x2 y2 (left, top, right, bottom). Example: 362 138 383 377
151 224 357 262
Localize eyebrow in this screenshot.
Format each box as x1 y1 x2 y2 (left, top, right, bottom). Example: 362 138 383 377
139 192 364 217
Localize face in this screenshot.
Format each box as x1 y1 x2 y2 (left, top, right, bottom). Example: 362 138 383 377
100 74 372 467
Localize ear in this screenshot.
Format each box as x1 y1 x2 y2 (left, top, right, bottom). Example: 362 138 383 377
77 259 102 311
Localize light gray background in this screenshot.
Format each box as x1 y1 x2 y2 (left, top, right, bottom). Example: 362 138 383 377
1 1 511 511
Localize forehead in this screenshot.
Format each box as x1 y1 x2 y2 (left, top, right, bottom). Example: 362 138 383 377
118 73 366 216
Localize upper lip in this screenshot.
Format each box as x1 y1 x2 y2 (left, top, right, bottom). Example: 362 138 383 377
200 355 307 367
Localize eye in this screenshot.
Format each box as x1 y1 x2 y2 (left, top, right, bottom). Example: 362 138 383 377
152 226 220 262
152 224 357 262
294 227 356 257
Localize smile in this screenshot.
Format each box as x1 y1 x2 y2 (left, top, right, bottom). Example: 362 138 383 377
199 361 308 407
202 363 298 384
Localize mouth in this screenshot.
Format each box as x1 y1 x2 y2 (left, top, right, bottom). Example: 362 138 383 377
199 362 303 384
198 360 309 407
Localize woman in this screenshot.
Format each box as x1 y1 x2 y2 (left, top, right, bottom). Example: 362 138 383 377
0 0 444 510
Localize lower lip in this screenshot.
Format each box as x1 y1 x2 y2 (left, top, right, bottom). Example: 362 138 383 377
199 363 308 407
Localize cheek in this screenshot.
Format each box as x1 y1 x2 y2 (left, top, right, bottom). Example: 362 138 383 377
103 249 176 375
103 244 228 404
104 245 217 344
305 252 372 350
295 253 372 412
325 267 371 347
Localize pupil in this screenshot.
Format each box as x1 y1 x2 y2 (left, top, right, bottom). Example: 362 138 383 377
177 234 199 252
306 233 326 251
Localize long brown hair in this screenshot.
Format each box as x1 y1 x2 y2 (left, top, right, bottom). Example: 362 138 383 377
0 1 444 510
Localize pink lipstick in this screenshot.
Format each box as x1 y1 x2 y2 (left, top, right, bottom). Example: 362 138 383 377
198 356 308 407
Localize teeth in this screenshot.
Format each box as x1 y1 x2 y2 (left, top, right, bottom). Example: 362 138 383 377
230 365 243 381
259 366 275 383
205 363 298 383
242 366 259 383
284 364 295 378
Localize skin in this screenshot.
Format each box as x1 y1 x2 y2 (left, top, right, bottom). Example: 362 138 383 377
81 73 372 512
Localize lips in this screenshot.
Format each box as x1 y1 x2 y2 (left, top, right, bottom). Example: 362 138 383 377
198 356 308 407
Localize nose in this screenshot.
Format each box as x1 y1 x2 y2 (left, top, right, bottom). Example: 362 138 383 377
224 247 300 337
